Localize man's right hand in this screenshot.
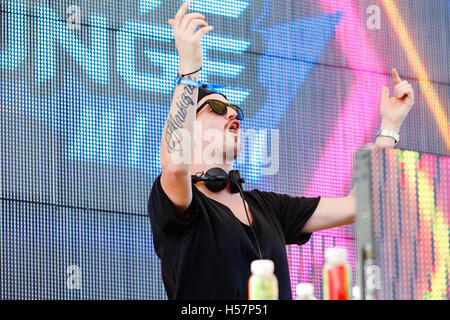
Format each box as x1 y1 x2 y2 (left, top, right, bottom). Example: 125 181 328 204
167 1 214 74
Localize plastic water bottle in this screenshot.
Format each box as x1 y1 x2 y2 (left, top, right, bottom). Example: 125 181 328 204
248 259 278 300
296 283 317 300
323 247 352 300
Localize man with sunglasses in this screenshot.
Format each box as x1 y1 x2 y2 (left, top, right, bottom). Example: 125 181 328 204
148 1 415 300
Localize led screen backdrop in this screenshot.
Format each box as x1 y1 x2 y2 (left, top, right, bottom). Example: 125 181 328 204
1 0 449 299
355 148 449 300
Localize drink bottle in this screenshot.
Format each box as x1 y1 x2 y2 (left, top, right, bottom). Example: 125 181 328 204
248 259 278 300
323 247 352 300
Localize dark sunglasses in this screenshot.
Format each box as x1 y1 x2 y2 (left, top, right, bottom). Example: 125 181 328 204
197 100 244 120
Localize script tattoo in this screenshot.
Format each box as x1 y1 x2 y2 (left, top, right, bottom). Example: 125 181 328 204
165 80 195 153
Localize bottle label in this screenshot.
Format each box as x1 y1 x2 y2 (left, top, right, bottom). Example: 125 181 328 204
323 264 351 300
248 276 278 300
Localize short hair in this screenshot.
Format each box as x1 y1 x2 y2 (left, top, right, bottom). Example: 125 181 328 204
197 85 228 104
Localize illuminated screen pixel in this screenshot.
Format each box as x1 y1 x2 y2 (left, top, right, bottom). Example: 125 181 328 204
1 0 449 299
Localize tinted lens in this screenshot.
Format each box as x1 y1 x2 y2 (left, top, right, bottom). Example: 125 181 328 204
208 100 228 115
230 105 244 120
201 100 244 120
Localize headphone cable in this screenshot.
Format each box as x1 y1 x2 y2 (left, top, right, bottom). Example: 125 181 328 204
234 182 263 260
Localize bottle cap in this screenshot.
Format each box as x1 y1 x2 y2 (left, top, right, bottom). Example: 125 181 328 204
352 286 361 300
363 243 375 259
296 283 314 297
251 259 274 275
325 247 347 265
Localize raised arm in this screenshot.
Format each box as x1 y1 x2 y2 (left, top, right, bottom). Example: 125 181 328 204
160 1 213 217
302 68 414 233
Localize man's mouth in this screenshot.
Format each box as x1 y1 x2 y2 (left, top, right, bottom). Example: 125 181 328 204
226 120 240 134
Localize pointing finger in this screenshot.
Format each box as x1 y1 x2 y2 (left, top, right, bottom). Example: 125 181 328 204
392 68 402 85
174 1 190 26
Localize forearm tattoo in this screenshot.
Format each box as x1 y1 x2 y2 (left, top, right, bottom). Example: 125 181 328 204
164 80 196 153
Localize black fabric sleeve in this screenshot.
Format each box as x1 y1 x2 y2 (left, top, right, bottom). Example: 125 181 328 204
147 174 199 244
278 193 321 245
255 190 321 245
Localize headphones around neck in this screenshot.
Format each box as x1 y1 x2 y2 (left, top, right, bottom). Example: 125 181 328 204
191 167 245 193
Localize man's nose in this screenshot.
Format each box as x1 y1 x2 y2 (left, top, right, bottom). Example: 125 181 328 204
226 106 238 119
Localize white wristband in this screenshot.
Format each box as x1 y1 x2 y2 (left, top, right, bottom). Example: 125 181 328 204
376 129 399 145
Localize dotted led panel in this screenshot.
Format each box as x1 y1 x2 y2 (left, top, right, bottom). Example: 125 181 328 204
356 148 449 300
1 0 449 299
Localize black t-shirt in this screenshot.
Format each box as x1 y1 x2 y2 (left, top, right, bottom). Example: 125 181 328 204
148 174 321 300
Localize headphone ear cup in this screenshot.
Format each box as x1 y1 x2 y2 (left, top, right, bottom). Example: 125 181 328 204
229 170 243 194
204 167 228 192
